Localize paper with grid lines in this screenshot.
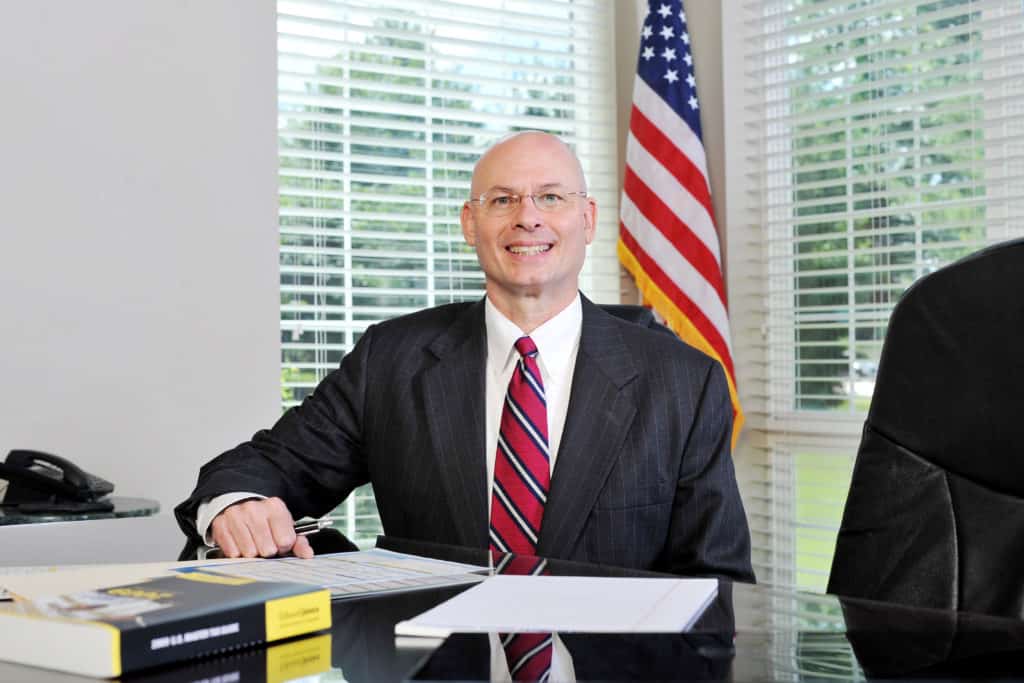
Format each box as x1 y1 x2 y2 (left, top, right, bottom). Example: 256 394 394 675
179 548 486 599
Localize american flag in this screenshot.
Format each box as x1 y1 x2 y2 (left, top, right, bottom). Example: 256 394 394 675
618 0 743 446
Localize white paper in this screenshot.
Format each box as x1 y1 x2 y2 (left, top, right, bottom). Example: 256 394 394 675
395 575 718 637
180 548 487 598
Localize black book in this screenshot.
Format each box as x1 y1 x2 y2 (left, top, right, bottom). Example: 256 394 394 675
0 571 331 677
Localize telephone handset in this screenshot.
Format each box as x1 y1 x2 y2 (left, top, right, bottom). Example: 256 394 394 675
0 450 115 512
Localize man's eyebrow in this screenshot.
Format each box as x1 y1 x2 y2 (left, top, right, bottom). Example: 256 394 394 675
483 183 568 193
483 185 518 194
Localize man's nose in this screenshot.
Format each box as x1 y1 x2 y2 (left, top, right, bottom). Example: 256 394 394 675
513 195 543 229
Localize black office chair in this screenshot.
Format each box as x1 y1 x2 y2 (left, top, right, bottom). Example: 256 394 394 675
600 303 679 339
828 237 1024 617
601 303 654 325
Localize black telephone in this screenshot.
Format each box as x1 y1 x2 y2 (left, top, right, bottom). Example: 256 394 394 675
0 450 115 513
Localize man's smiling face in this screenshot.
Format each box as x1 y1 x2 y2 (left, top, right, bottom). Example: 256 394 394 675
461 132 597 315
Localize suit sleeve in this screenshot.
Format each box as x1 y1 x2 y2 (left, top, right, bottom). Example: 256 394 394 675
666 361 755 582
174 325 377 540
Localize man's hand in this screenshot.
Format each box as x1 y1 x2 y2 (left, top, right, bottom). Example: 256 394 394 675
210 497 314 559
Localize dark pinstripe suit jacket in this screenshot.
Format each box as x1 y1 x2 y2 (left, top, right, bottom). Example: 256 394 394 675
175 296 754 581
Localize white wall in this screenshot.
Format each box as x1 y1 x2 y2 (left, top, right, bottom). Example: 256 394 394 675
0 1 280 513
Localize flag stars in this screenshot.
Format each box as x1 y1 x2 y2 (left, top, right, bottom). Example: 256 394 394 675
638 2 703 106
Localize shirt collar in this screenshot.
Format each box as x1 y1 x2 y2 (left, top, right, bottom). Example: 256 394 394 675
484 293 583 376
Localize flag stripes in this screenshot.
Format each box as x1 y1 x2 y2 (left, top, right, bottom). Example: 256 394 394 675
620 195 733 367
622 166 725 303
628 108 716 233
632 77 710 186
625 112 718 258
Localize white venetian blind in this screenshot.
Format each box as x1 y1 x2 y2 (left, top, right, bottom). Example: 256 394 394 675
726 0 1024 591
276 0 619 544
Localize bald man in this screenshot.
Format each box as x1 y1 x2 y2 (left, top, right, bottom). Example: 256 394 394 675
175 132 753 582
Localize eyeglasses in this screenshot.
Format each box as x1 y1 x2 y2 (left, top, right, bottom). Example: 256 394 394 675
467 190 588 217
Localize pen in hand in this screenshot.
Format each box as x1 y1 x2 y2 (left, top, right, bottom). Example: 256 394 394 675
291 517 335 537
205 516 336 552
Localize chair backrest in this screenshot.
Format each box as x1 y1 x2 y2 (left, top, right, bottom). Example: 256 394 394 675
599 304 679 341
828 238 1024 616
599 304 655 326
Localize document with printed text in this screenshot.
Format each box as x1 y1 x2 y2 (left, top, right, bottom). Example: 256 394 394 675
180 548 487 599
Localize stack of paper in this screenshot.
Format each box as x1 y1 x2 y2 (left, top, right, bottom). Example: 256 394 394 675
395 576 718 637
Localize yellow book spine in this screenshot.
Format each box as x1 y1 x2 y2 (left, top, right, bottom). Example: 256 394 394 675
263 589 331 642
105 624 122 677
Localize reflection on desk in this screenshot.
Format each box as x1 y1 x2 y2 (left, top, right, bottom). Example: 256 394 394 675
414 632 734 682
0 496 159 526
3 531 1024 681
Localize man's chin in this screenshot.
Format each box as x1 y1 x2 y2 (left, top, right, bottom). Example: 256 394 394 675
487 280 581 307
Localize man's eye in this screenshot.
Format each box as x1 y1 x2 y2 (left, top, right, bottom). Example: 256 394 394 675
538 193 564 206
489 195 514 207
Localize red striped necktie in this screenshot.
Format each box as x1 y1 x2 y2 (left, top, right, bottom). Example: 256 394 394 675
489 336 552 681
490 336 550 555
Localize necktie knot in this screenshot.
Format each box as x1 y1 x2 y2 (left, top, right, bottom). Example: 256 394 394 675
514 336 538 359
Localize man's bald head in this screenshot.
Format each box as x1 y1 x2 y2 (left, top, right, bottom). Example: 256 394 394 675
470 131 587 196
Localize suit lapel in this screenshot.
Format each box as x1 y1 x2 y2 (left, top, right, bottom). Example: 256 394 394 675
537 297 639 557
420 300 489 548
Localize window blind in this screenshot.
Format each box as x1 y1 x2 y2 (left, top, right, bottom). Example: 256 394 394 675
726 0 1024 592
277 0 619 545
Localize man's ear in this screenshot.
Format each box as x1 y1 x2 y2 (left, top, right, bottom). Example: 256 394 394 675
460 202 477 246
583 196 597 245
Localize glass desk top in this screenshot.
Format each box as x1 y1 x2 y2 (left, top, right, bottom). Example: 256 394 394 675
1 529 1022 682
0 496 159 525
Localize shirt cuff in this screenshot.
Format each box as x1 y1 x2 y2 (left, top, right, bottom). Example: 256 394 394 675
196 492 266 546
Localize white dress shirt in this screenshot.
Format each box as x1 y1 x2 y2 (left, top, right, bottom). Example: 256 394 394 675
484 295 581 683
483 294 582 513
